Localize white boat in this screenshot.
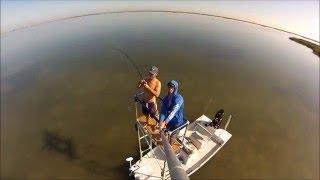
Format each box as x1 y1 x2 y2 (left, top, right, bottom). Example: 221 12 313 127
126 107 233 180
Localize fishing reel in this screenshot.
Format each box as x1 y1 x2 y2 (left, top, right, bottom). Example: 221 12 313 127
138 80 147 88
133 92 144 103
133 96 140 103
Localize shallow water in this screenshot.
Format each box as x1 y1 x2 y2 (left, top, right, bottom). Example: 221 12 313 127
1 12 319 179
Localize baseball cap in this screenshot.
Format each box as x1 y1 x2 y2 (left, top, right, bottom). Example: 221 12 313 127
149 65 159 75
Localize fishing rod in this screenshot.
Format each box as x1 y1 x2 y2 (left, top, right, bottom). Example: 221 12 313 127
112 47 163 101
111 47 144 79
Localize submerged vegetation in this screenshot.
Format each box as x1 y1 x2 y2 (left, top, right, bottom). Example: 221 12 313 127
42 130 77 160
289 37 320 57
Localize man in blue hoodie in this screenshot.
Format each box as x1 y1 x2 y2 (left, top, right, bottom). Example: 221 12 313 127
159 80 185 132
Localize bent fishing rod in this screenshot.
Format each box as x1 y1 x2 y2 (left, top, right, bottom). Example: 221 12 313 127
111 48 144 79
111 47 163 101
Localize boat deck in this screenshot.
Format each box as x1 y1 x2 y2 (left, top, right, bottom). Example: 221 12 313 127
132 115 232 180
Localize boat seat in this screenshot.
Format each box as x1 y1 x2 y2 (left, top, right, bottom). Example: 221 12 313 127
186 135 202 149
181 145 193 155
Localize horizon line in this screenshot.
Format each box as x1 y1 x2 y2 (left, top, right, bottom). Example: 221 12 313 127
1 10 319 44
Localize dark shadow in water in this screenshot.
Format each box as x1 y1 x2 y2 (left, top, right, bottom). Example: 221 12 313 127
42 130 77 160
2 63 41 94
41 129 135 178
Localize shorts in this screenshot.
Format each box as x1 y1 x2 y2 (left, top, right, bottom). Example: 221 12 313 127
141 101 159 120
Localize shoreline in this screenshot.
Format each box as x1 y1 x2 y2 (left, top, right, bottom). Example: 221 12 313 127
1 10 319 43
289 37 320 57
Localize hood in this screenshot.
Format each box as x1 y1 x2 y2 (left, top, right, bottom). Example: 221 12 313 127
168 80 179 95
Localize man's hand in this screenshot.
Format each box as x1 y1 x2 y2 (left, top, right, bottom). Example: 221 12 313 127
143 82 150 89
138 80 147 88
160 121 166 130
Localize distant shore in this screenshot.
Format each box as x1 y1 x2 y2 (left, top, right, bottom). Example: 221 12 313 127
1 10 319 44
289 37 320 57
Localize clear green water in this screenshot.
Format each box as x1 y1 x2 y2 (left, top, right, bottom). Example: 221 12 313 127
1 12 319 179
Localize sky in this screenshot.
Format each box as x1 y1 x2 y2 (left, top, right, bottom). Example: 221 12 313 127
1 1 319 41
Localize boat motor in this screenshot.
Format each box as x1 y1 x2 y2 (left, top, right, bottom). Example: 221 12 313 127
207 109 224 128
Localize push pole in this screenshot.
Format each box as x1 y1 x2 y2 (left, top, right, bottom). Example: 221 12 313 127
160 131 189 180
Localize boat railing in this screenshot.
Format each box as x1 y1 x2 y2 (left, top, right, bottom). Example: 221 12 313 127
167 120 189 146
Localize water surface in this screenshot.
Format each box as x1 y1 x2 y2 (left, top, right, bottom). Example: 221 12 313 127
1 12 319 179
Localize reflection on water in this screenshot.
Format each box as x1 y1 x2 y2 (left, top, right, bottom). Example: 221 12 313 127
1 12 319 179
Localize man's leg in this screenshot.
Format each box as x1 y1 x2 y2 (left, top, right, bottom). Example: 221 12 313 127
141 101 149 116
149 102 159 122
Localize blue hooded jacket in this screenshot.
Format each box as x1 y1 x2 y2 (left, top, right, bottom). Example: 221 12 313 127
160 80 185 130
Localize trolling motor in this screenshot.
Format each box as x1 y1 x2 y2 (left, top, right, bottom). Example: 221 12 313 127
206 109 224 129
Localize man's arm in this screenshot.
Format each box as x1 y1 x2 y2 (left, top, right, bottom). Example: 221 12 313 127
164 97 183 124
159 100 167 129
137 79 146 88
159 104 166 122
144 80 161 97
